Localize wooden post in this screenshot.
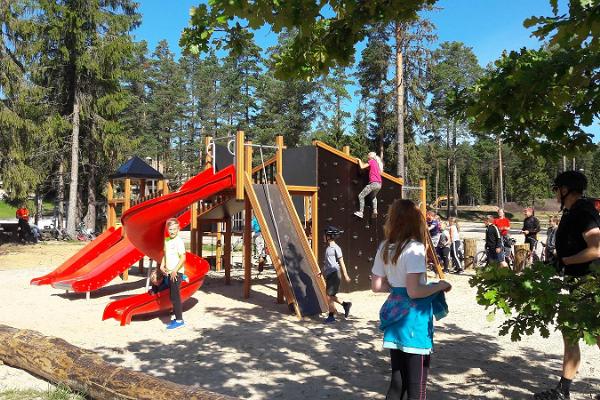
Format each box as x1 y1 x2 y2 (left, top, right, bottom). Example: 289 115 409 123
235 131 245 200
124 178 131 212
204 136 213 171
224 217 232 285
106 180 115 229
139 179 146 202
162 180 169 195
243 140 253 295
419 178 427 215
122 178 131 281
198 222 204 258
215 222 223 271
311 191 318 258
276 135 283 176
243 198 252 298
190 204 198 256
514 244 530 272
463 238 477 270
342 145 350 155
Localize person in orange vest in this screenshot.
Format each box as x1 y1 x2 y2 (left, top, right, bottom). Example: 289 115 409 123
15 204 40 243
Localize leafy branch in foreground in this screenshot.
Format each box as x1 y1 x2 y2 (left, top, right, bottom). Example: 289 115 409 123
470 263 600 345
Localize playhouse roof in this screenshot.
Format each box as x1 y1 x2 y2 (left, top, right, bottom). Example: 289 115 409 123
110 156 164 180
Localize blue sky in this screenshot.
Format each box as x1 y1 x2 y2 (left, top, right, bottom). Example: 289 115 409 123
134 0 599 139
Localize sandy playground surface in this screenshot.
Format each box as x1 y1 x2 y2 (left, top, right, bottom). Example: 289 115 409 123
0 235 599 400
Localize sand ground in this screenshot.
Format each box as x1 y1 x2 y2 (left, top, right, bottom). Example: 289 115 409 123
0 226 598 400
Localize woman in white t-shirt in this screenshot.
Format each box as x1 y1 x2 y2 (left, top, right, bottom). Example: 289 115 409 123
371 199 451 400
160 218 187 330
448 217 463 273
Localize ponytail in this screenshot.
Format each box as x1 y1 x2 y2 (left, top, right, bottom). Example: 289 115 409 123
375 155 383 172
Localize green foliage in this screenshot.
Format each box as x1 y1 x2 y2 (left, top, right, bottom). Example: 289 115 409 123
511 155 552 206
470 263 600 345
180 0 436 79
467 0 600 156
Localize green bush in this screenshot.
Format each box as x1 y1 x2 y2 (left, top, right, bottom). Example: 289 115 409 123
470 262 600 345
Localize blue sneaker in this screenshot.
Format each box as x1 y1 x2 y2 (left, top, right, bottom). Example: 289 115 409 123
324 315 336 324
166 320 185 330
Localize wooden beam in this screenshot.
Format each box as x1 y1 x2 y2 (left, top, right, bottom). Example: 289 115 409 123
235 131 245 200
224 217 232 285
0 324 234 400
190 202 198 255
286 185 319 194
204 136 213 171
107 180 115 229
215 222 223 271
419 178 427 216
243 197 252 297
276 135 283 176
311 191 318 259
342 145 350 155
124 178 131 212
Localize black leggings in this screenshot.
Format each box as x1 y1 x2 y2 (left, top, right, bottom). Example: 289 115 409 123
387 349 430 400
169 273 183 320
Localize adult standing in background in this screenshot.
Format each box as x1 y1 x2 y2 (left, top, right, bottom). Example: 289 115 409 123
522 207 541 250
533 171 600 400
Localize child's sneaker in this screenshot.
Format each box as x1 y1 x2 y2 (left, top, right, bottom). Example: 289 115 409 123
342 301 352 318
166 320 185 330
354 211 363 218
324 315 336 324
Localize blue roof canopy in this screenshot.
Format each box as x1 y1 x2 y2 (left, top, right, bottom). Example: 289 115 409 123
110 156 164 180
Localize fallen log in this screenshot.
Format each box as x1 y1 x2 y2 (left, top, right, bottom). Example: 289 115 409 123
0 324 235 400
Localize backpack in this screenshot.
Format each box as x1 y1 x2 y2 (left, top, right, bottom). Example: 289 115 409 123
438 231 449 247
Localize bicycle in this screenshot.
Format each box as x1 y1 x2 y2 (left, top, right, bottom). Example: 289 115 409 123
76 222 96 241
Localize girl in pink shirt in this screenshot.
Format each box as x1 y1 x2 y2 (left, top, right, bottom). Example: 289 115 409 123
355 152 383 218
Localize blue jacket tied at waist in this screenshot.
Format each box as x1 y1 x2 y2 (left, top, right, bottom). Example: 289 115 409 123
379 286 448 354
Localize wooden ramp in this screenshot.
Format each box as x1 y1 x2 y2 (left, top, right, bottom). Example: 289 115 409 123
244 173 328 318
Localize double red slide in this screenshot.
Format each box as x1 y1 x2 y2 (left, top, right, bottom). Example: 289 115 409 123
31 165 236 325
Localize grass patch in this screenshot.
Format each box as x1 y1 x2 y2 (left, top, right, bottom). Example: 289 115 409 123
0 384 85 400
0 201 54 219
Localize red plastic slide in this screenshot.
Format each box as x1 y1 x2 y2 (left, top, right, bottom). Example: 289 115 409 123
30 227 121 286
102 165 236 324
102 253 209 325
31 168 215 292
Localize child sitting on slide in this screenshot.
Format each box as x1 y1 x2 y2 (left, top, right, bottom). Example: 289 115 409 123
149 268 169 294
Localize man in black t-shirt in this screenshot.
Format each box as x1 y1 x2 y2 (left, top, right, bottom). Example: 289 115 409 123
533 171 600 400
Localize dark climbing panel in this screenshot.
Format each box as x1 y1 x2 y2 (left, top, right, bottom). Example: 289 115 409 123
316 148 402 292
253 183 328 316
282 147 317 187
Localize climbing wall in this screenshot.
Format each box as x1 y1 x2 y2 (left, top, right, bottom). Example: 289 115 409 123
316 147 402 292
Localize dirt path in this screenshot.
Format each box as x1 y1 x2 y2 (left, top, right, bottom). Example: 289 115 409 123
0 243 598 399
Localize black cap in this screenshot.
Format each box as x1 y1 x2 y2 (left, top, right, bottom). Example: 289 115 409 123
553 170 587 193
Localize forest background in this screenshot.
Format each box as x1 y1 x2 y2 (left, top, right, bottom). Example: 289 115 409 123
1 0 599 236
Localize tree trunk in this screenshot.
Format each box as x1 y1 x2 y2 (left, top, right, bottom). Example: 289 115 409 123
451 123 458 217
85 164 96 233
446 126 451 219
395 22 405 178
34 187 42 226
57 161 65 230
0 324 234 400
66 89 81 237
562 155 567 172
498 136 504 208
435 158 439 206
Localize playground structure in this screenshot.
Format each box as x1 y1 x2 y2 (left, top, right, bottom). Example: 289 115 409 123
30 132 443 325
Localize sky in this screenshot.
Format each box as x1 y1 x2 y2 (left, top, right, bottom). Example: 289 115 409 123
133 0 599 138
